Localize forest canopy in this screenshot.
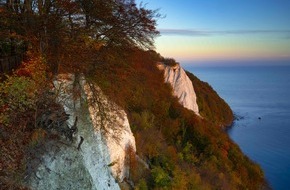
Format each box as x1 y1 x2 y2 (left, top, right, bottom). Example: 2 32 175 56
0 0 160 72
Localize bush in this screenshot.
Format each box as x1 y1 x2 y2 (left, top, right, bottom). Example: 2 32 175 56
135 179 148 190
131 111 155 130
0 55 47 126
0 76 36 124
162 58 179 67
151 166 171 188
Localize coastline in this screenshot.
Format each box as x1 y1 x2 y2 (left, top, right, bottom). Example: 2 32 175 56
225 112 273 190
186 65 290 189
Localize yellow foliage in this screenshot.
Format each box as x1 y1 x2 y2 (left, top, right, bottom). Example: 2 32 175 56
0 54 48 125
24 54 48 90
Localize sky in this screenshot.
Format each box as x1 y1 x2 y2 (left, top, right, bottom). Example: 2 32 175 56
136 0 290 65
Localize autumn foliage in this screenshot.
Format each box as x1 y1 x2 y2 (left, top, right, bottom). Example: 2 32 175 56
0 0 160 74
0 0 267 189
186 71 234 127
0 54 49 189
93 49 266 189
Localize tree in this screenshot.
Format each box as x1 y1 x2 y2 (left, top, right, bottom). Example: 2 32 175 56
81 0 160 49
0 0 161 73
151 166 171 188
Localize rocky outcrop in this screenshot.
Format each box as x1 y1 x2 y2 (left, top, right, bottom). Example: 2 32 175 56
157 63 200 115
27 74 136 190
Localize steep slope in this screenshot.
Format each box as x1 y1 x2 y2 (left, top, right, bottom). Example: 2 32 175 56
27 74 136 190
157 62 200 116
186 71 234 126
1 50 265 189
92 49 265 190
156 60 233 126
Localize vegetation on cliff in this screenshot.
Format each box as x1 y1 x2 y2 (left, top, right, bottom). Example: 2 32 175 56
186 71 234 127
1 0 265 189
92 49 265 189
0 55 52 189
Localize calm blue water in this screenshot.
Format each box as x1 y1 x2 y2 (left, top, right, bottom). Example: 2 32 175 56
185 65 290 190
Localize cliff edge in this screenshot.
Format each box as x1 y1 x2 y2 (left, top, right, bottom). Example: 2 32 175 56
157 62 200 116
27 74 136 190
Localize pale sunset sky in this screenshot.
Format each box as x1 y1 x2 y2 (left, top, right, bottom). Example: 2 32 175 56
136 0 290 65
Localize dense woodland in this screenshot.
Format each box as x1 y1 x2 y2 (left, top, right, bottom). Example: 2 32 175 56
1 0 267 189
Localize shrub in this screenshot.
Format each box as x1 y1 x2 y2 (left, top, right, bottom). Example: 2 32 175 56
0 76 36 124
131 111 155 130
151 166 171 188
0 55 47 126
135 179 148 190
162 58 179 67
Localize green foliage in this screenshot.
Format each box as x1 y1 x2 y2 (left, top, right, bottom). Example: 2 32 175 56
0 76 36 126
131 111 155 130
151 166 171 188
0 55 47 125
0 76 36 112
135 179 148 190
180 142 198 164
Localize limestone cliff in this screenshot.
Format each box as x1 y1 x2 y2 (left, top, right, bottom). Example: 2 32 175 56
27 74 136 190
157 62 200 115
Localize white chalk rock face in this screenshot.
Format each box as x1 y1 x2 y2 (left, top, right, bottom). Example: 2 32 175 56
157 63 200 115
81 76 136 181
28 74 136 190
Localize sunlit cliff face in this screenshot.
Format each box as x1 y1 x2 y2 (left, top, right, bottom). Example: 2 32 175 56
27 74 136 190
157 62 200 116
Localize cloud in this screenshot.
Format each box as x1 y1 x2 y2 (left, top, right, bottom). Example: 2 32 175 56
159 29 210 36
159 29 290 37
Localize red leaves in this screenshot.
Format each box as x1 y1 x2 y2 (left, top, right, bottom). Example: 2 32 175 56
15 68 31 78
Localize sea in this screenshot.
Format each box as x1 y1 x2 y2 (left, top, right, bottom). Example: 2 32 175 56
185 63 290 190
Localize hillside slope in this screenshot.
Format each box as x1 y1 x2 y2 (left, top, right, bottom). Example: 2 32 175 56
92 49 266 189
186 71 234 126
1 0 266 188
0 50 266 189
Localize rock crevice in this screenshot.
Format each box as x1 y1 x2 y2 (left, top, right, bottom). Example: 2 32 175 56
27 74 136 190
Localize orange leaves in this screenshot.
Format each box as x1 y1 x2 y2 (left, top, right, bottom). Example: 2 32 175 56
15 68 32 78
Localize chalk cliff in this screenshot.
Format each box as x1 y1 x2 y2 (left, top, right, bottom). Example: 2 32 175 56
27 74 136 190
157 63 200 115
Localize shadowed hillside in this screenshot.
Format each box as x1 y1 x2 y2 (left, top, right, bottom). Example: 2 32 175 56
186 71 234 127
